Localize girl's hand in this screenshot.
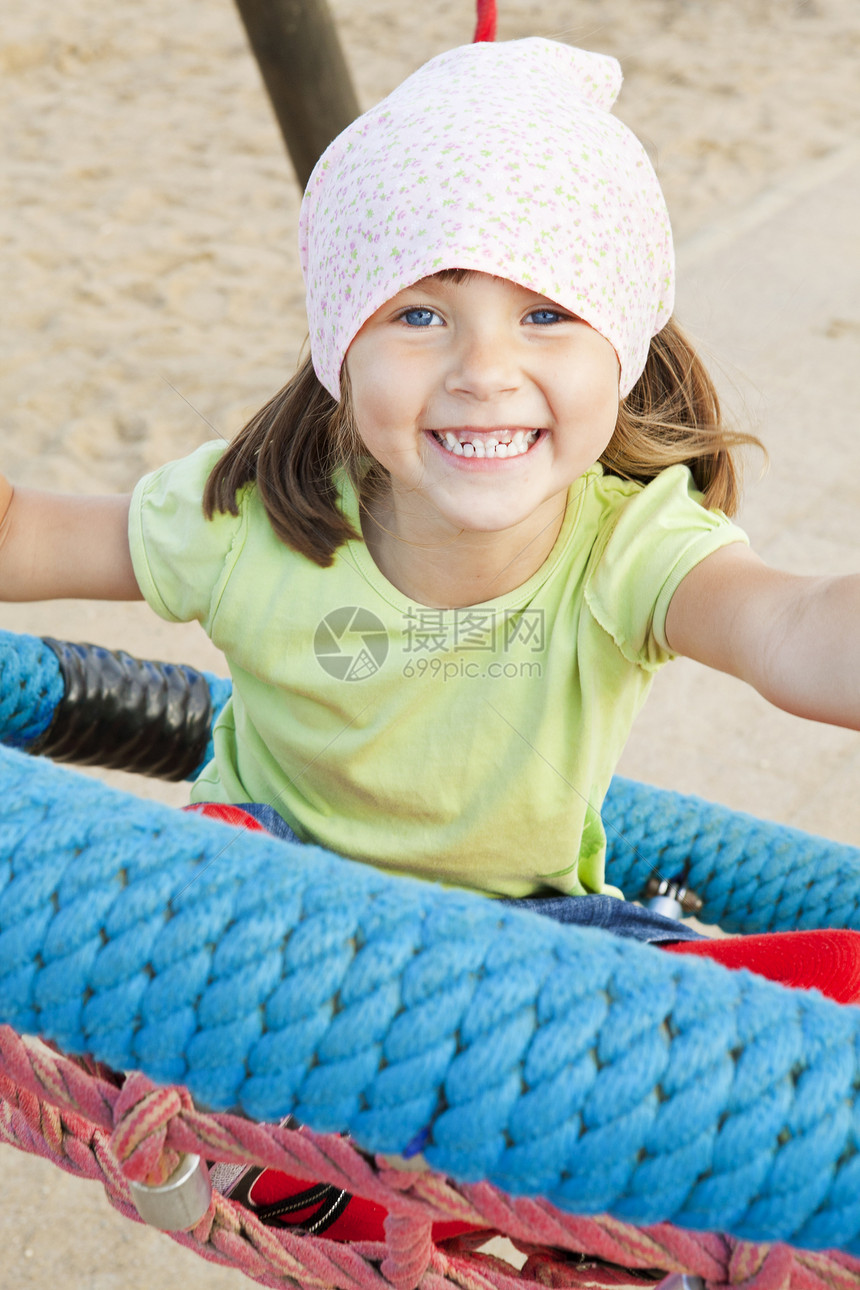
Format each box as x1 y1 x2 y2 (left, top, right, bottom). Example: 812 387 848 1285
666 543 860 730
0 478 142 602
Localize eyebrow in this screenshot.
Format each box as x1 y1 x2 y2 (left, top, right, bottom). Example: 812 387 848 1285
431 267 476 284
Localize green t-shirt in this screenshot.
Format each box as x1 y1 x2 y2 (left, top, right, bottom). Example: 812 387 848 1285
129 442 747 897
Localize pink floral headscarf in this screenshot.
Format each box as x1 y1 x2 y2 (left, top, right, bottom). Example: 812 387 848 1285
299 37 674 399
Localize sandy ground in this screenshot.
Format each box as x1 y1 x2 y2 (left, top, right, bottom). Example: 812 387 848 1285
1 0 859 1285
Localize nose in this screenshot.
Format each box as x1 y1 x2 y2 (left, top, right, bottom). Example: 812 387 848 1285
444 325 522 401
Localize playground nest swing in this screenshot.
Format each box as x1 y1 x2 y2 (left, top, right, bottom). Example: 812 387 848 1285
4 628 860 1290
6 5 860 1287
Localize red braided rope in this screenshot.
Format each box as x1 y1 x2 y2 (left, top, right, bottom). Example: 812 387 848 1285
4 1029 860 1289
473 0 497 43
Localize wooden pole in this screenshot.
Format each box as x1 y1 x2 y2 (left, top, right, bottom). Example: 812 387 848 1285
233 0 361 189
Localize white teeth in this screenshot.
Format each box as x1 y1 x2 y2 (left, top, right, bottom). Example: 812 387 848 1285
434 429 541 458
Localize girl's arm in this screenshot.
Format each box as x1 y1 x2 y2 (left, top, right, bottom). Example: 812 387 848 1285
665 543 860 729
0 474 142 602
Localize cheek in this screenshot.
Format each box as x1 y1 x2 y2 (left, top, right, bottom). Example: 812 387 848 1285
553 363 619 466
344 352 385 447
352 389 404 460
562 364 619 429
600 386 621 435
582 348 621 432
346 379 413 474
348 360 426 456
346 334 404 402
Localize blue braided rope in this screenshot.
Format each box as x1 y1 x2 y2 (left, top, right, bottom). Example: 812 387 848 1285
0 630 65 748
3 742 860 1253
603 778 860 932
3 627 860 934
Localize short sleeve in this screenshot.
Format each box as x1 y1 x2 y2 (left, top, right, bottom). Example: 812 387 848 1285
129 440 245 627
584 464 748 671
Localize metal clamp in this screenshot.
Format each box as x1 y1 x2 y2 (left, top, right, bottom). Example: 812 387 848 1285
644 875 703 920
128 1153 212 1231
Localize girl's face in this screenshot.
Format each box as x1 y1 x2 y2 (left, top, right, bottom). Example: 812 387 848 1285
345 271 620 543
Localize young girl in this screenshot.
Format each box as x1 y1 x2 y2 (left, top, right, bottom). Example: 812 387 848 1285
3 33 860 1237
2 36 858 897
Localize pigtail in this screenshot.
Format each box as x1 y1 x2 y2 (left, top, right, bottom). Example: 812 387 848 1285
203 357 372 567
600 318 764 516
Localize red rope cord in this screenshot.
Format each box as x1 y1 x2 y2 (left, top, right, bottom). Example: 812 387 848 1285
4 1029 860 1290
473 0 497 43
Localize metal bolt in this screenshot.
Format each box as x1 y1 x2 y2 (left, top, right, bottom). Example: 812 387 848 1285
644 875 703 917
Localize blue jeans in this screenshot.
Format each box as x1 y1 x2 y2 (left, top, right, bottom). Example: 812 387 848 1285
238 803 701 945
499 892 702 943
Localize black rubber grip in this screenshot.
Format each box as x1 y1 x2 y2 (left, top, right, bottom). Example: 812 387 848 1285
30 639 213 781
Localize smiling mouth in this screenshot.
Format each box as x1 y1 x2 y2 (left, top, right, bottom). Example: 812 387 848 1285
430 429 542 459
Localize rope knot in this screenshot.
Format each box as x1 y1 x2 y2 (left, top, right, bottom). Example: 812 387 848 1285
381 1213 434 1290
111 1072 193 1186
726 1242 794 1290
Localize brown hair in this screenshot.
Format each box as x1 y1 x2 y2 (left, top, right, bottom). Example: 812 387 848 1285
203 316 762 566
203 358 382 567
599 317 763 515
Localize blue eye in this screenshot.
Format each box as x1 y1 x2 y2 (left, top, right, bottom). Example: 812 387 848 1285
527 308 567 325
401 308 442 327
